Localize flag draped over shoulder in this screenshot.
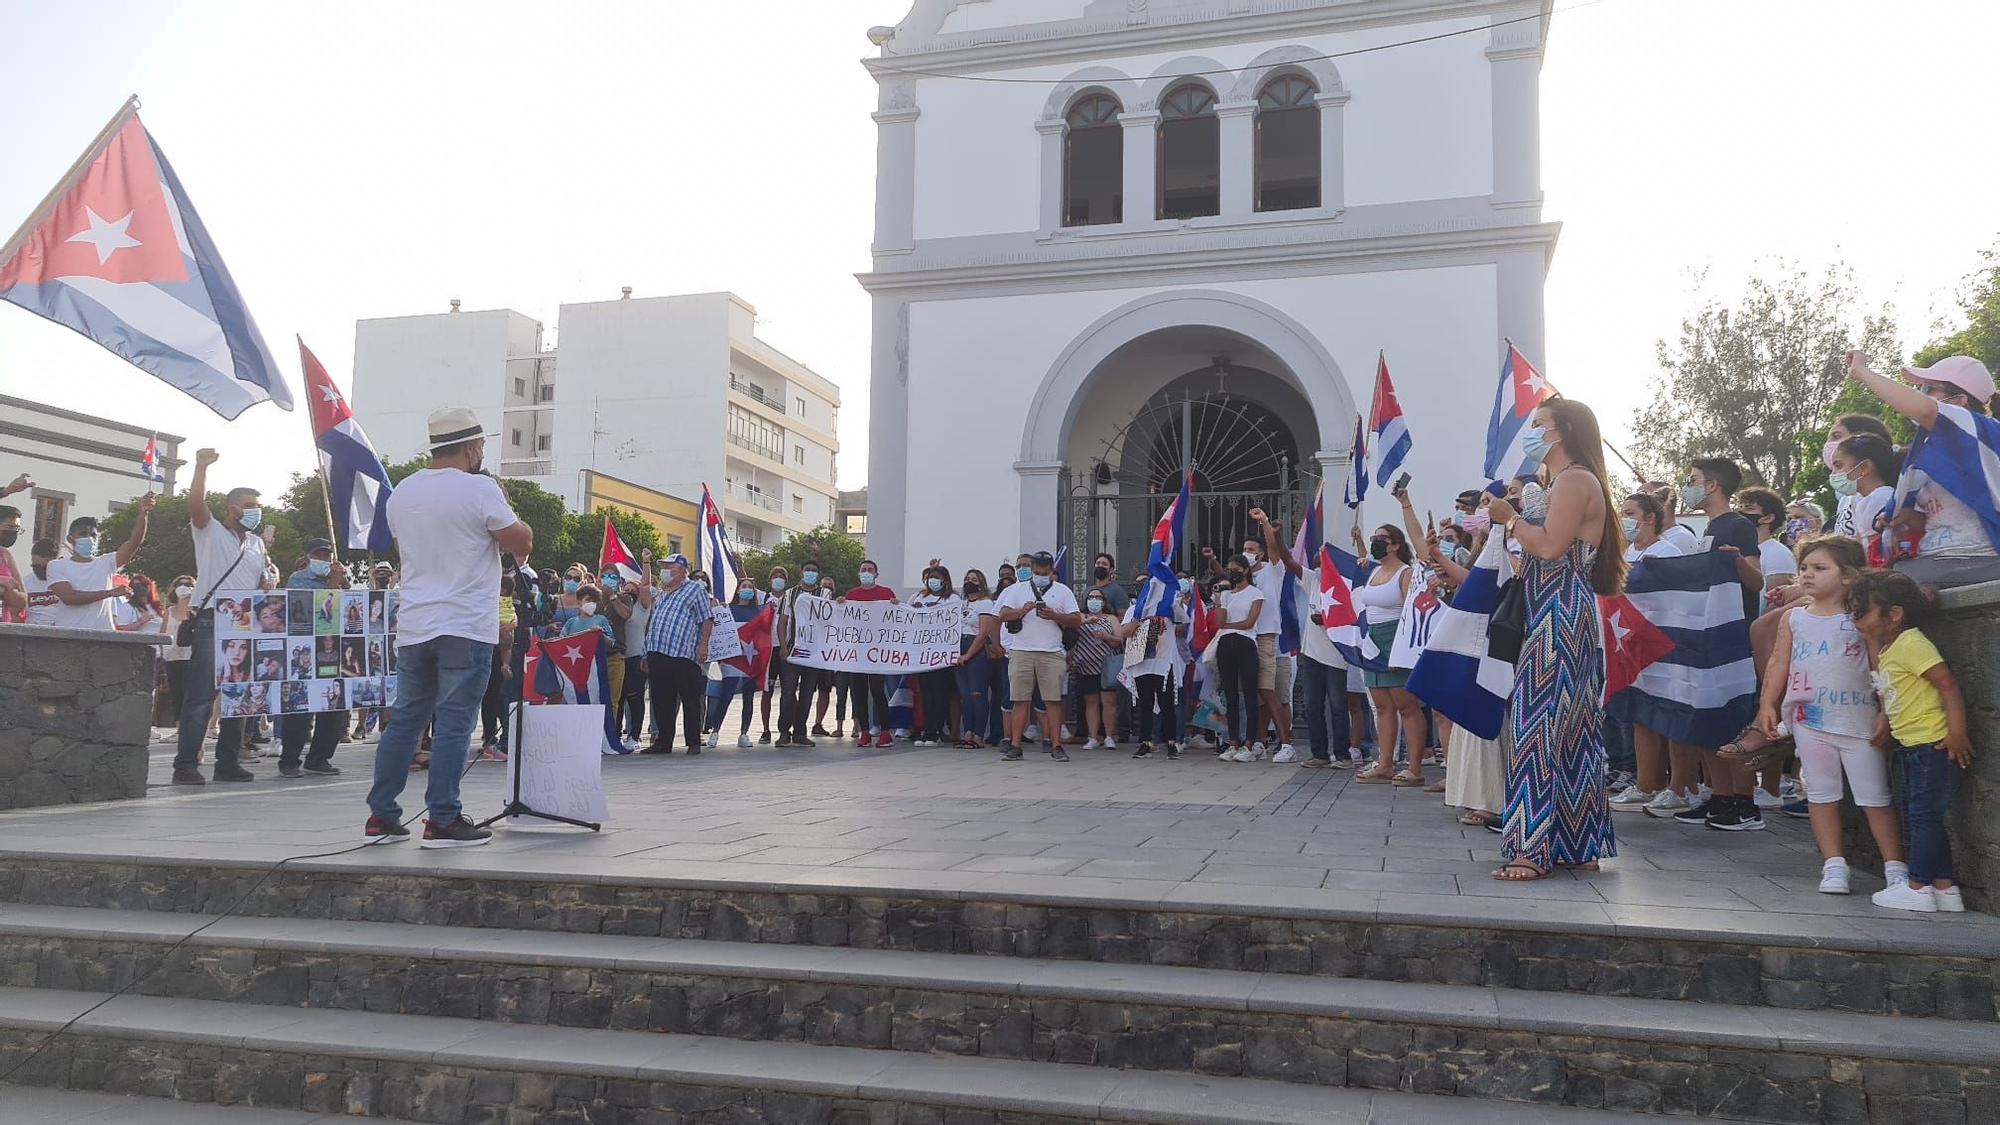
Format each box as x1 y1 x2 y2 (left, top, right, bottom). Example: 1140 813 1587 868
300 339 393 553
1603 551 1756 747
0 102 290 419
522 630 628 754
1406 531 1518 738
1898 402 2000 555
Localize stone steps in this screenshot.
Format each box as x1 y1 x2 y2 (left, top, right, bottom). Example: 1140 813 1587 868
2 853 1994 1019
0 987 1663 1125
0 1085 425 1123
0 903 1994 1122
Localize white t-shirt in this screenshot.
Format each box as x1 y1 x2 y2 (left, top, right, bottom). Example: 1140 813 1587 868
1248 561 1284 637
1214 585 1264 642
1624 537 1686 564
1845 485 1896 558
23 568 58 626
1294 567 1346 669
386 468 519 646
43 554 123 631
1659 524 1699 554
1758 538 1796 579
962 597 994 638
191 518 267 606
1906 470 1993 559
112 599 160 633
993 579 1080 654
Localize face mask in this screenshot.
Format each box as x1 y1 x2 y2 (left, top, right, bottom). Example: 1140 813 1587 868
1829 471 1863 498
1031 573 1052 590
71 536 98 558
1785 517 1813 541
1086 597 1104 612
1368 537 1390 561
926 577 943 593
1244 550 1261 565
1015 566 1032 582
1464 511 1492 535
963 581 979 595
237 507 262 531
1178 578 1193 594
1520 427 1553 464
800 570 818 585
603 576 620 591
174 584 193 600
1678 483 1707 510
738 590 755 602
859 572 877 587
821 586 834 596
1822 438 1842 471
769 577 786 593
308 558 332 578
1620 518 1639 540
1227 568 1246 585
564 579 581 593
580 601 599 616
1093 566 1110 581
0 529 16 548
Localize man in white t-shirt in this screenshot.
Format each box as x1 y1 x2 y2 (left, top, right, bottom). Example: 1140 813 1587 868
990 550 1081 763
1246 509 1296 758
365 408 533 849
44 496 152 632
172 450 273 786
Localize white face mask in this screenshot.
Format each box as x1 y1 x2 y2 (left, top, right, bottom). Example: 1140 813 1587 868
580 601 599 616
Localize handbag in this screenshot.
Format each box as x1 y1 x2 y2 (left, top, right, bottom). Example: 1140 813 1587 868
176 546 254 647
1486 575 1527 664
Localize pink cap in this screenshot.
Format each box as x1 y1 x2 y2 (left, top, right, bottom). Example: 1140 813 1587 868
1902 355 1995 403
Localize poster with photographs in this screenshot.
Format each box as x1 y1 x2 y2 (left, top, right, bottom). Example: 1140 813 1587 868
217 585 398 713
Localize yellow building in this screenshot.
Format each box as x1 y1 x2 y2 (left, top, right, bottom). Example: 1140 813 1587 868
581 471 698 558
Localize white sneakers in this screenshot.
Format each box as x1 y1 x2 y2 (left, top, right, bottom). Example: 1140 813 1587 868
1103 738 1118 750
704 731 720 749
1083 738 1103 750
1642 790 1690 818
1610 785 1655 811
1819 859 1850 895
1221 744 1270 763
1871 883 1936 912
1936 886 1966 912
1271 745 1298 764
736 734 753 750
1753 788 1782 809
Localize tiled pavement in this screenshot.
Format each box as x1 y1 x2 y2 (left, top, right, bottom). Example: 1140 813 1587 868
0 729 1987 946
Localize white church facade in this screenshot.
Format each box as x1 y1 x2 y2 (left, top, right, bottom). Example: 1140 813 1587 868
860 0 1557 585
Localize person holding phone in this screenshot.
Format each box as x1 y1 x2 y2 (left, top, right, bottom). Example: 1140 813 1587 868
991 551 1081 762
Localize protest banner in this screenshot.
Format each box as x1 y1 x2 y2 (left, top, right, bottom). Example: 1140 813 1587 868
217 587 396 717
786 594 961 674
500 704 610 826
707 605 744 664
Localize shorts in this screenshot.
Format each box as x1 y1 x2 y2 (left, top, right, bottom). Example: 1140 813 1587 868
1274 654 1295 704
1008 650 1066 702
1071 671 1105 698
1346 665 1367 694
1795 726 1890 807
1255 634 1278 690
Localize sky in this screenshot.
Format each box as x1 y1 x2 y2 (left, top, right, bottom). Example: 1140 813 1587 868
3 0 1997 503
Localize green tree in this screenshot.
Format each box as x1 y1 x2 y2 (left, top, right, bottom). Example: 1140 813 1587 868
741 525 865 590
501 478 572 567
564 507 667 576
1913 242 2000 372
97 490 204 584
1632 263 1900 493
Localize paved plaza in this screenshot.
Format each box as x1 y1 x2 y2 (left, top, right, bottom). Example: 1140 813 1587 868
0 731 1988 946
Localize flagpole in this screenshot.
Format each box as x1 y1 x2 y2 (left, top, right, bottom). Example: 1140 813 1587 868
0 96 141 269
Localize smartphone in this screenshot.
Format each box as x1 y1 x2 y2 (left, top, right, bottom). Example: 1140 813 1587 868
1392 471 1412 493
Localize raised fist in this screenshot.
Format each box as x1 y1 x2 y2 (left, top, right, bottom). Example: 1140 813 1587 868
195 448 219 467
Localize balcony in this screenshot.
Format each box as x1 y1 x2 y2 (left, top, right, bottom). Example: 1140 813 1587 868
729 377 786 415
725 483 783 513
726 431 783 464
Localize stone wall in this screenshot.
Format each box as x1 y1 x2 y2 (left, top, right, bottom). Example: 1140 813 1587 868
0 623 160 809
1926 580 2000 909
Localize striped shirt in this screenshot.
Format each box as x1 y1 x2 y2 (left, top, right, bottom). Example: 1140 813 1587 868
645 579 712 660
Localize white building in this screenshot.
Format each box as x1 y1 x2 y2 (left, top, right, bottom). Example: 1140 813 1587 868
351 292 843 553
0 394 181 545
860 0 1556 584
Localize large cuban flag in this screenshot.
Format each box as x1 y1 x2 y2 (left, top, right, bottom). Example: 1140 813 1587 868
1405 531 1518 738
1483 342 1556 483
1135 470 1190 620
1898 401 2000 556
1603 551 1758 748
299 339 393 553
1369 353 1413 487
523 630 629 754
697 484 741 603
0 101 290 419
1317 544 1383 672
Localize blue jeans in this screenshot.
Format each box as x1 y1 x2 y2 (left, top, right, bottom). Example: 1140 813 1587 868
1297 656 1352 762
368 635 493 825
956 642 990 742
1895 743 1963 884
706 678 755 734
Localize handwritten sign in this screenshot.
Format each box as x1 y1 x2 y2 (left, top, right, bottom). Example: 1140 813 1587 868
787 594 961 674
707 605 744 664
500 704 610 826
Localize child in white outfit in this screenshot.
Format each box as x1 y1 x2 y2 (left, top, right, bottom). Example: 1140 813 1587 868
1755 536 1905 895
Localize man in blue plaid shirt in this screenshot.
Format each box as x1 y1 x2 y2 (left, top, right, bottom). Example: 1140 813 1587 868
642 553 715 755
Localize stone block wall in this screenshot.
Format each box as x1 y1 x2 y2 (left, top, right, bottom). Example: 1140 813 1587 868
1922 580 2000 908
0 623 161 809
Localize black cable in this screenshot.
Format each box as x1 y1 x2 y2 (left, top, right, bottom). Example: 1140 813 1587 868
0 747 485 1084
866 0 1602 86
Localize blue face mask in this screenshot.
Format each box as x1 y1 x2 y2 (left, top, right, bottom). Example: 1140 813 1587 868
739 589 755 602
800 570 818 586
859 572 877 587
237 507 262 531
770 577 786 593
926 577 943 593
71 536 98 558
1015 566 1032 582
563 579 580 594
1519 426 1553 465
307 558 332 578
1178 578 1193 594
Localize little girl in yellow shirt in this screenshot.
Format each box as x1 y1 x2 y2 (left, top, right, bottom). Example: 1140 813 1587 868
1847 570 1973 913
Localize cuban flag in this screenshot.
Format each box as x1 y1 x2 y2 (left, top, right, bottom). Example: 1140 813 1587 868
1898 402 2000 555
1404 531 1518 738
723 603 778 688
697 484 740 604
1604 552 1757 748
1316 544 1377 670
599 514 643 585
139 435 164 483
523 630 629 754
1187 583 1215 695
1343 414 1368 510
1277 484 1325 656
299 339 393 553
1484 341 1557 483
0 101 290 419
1135 470 1190 620
1369 353 1413 487
1601 592 1676 701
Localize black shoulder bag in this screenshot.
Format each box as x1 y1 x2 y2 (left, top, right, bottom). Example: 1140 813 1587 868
176 546 253 648
1485 537 1528 664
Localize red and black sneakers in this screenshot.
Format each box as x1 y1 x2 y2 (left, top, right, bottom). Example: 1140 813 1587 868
363 815 410 843
421 815 493 849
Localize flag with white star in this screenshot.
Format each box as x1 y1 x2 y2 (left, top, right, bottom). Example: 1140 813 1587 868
0 100 290 419
300 337 393 553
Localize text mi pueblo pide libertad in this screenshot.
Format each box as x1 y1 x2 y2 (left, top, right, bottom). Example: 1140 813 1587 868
795 596 960 669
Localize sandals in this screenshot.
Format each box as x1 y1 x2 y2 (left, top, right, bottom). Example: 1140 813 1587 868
1423 781 1447 793
1391 771 1426 787
1719 724 1793 770
1459 811 1498 827
1492 860 1552 882
1356 764 1394 784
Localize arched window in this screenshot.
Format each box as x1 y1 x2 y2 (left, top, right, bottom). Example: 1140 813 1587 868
1062 93 1123 227
1157 82 1219 220
1255 74 1320 212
